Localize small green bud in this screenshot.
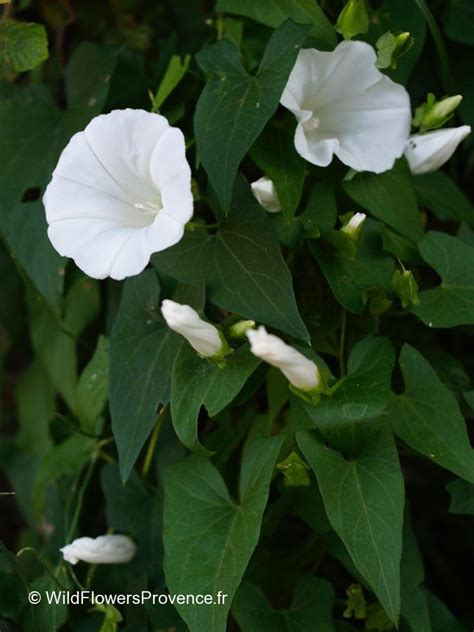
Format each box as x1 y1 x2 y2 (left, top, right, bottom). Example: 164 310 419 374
276 451 311 487
365 603 394 631
392 269 420 308
368 288 392 315
376 31 414 69
336 0 369 41
327 212 366 259
228 319 255 338
343 583 367 620
413 93 463 132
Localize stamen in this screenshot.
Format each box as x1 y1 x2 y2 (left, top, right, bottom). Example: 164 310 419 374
303 115 320 131
134 201 162 216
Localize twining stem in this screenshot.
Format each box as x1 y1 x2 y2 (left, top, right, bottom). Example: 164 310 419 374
338 309 347 377
142 407 167 479
16 548 69 590
65 456 97 544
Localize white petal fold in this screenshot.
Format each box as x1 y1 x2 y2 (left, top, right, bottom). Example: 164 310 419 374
247 326 319 391
250 176 282 213
60 535 136 565
43 109 193 280
404 126 471 174
281 41 411 173
161 300 222 358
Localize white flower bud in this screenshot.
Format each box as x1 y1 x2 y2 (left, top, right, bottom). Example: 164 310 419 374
60 535 136 565
340 212 366 238
161 300 223 358
247 326 320 391
405 126 471 174
250 176 281 213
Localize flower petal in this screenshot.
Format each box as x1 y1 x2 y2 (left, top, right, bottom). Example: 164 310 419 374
281 41 411 173
405 126 471 174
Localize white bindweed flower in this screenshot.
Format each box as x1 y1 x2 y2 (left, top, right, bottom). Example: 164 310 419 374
60 535 136 565
161 300 223 358
43 109 193 280
341 212 366 238
250 176 281 213
405 126 471 174
247 326 320 391
280 41 411 173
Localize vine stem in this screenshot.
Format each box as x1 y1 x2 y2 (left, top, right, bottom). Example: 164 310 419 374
338 309 347 377
142 407 167 479
65 455 97 544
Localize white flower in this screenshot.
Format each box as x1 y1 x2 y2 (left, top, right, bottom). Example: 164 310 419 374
280 41 411 174
161 300 222 358
250 176 281 213
43 109 193 281
341 212 366 237
247 326 320 391
60 535 136 565
405 126 471 174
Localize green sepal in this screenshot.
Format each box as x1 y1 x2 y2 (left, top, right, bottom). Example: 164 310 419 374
336 0 369 41
276 450 311 487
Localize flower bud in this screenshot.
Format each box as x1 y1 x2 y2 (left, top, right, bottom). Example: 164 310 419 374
392 269 420 308
277 451 311 487
405 126 471 174
161 300 224 358
340 212 366 240
250 176 281 213
247 326 320 391
413 93 463 132
228 319 255 338
376 31 413 70
336 0 369 41
60 535 136 565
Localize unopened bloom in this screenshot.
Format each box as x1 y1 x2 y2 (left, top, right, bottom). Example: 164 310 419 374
250 176 281 213
43 109 193 280
60 535 136 565
161 300 222 358
405 126 471 174
280 41 411 174
247 326 320 391
341 212 366 238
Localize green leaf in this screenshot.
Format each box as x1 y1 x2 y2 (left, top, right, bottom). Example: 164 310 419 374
75 335 109 434
299 182 337 237
21 572 70 632
444 0 474 45
216 0 336 47
298 427 404 625
309 220 395 314
171 343 260 455
109 270 199 482
3 202 65 317
163 432 283 632
0 20 48 73
296 335 395 453
154 177 309 341
343 160 423 242
413 232 474 328
151 54 191 112
250 118 306 222
194 20 310 210
32 434 97 518
15 359 54 457
232 577 336 631
426 592 468 632
447 479 474 515
386 344 474 483
400 511 431 632
414 171 474 226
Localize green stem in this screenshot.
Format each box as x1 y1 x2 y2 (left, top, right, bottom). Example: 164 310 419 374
16 548 69 591
186 221 218 231
338 309 347 377
414 0 454 93
142 407 166 479
65 456 97 544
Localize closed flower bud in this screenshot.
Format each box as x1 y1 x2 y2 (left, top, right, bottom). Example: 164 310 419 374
340 212 366 239
405 126 471 174
413 93 463 132
161 300 223 358
336 0 369 41
60 535 136 565
229 319 256 338
392 269 420 308
376 31 413 69
247 326 320 391
250 176 281 213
